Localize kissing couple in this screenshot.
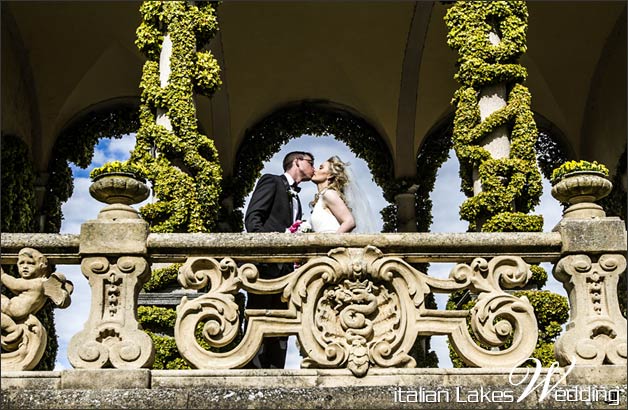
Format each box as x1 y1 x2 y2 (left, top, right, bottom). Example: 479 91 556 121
243 150 375 369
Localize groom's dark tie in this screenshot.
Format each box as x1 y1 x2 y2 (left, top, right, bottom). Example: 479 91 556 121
292 183 302 220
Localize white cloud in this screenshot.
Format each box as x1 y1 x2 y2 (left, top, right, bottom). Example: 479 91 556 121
90 147 108 167
90 134 137 169
60 177 102 234
107 134 137 157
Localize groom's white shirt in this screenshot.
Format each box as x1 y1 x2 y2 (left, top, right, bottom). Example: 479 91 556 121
284 172 299 222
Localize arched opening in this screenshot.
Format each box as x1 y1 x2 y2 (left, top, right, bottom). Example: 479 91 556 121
229 101 398 368
240 134 388 368
222 101 395 232
40 100 139 233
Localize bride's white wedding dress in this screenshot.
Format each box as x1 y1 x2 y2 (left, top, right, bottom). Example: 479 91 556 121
310 188 341 233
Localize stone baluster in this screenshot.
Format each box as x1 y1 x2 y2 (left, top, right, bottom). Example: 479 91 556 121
552 171 627 365
68 173 154 369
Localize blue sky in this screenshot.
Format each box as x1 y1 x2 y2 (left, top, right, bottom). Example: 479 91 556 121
54 134 565 370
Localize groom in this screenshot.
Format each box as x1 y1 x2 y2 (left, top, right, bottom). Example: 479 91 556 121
244 151 315 368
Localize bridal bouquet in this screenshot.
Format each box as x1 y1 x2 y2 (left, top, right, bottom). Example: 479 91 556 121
286 220 313 233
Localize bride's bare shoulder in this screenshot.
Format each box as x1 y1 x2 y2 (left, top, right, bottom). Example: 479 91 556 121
322 188 340 198
321 188 344 205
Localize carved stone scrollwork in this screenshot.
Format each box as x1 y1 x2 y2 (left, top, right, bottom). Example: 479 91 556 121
174 246 538 376
293 247 416 377
175 257 247 367
391 254 537 369
553 254 627 365
1 247 73 371
68 256 154 369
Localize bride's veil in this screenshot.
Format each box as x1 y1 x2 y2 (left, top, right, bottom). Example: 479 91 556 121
343 164 379 233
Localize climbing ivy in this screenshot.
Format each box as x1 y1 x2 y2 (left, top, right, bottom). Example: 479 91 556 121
125 0 223 233
142 264 181 292
445 0 543 232
1 136 37 233
125 0 225 369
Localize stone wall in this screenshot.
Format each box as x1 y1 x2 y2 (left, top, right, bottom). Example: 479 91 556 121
2 367 626 409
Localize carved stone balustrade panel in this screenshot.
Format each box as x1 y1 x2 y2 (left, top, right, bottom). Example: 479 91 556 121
553 254 627 366
174 246 538 377
67 256 154 369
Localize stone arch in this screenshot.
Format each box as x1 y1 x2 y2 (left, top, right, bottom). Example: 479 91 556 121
225 100 395 230
40 98 140 233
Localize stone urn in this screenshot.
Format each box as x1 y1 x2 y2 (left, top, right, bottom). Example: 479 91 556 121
551 171 612 218
89 172 149 220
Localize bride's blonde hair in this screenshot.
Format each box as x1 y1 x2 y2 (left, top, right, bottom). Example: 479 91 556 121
311 156 350 207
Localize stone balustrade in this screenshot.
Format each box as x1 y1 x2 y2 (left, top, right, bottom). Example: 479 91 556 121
1 172 626 376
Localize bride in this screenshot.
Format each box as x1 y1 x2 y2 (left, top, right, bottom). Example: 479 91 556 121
309 156 359 233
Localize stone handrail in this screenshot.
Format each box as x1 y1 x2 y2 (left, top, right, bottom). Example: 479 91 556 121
0 231 563 264
1 171 625 375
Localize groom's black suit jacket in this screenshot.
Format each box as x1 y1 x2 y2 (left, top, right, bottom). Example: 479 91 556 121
245 174 302 279
245 174 301 233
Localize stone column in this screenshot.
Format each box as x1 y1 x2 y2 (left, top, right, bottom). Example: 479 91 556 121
68 174 154 369
552 172 627 365
156 33 173 131
395 185 418 232
472 31 510 197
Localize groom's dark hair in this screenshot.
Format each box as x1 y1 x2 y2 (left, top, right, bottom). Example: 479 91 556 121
283 151 314 171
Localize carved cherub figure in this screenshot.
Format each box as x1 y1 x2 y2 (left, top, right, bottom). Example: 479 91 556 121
1 248 73 348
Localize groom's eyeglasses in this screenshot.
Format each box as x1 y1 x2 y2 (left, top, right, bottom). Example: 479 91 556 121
299 157 314 166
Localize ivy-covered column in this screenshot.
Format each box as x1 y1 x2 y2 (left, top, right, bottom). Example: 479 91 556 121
131 1 223 233
445 1 543 232
444 1 568 368
118 0 224 370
